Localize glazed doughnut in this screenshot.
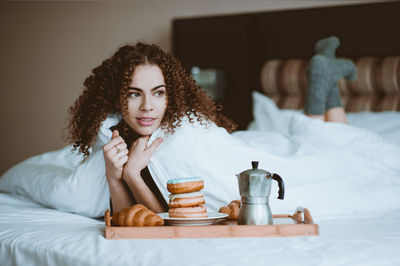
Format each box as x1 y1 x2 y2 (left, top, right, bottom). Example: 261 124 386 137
169 191 206 208
167 177 204 194
169 205 208 218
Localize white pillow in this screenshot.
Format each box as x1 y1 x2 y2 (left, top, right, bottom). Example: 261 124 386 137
0 114 121 218
247 91 299 136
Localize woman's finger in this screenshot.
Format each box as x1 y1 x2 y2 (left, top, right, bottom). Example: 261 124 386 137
129 135 149 153
117 142 127 150
108 145 128 159
137 136 150 150
145 137 163 155
103 136 125 152
116 148 129 159
112 130 119 139
105 145 118 156
115 155 129 168
110 149 128 163
113 142 127 155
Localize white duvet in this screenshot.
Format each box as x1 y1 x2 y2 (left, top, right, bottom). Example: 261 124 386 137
149 99 400 217
1 92 399 218
0 91 400 266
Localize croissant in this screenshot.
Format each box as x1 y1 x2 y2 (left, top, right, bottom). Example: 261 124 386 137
111 204 164 227
219 200 241 220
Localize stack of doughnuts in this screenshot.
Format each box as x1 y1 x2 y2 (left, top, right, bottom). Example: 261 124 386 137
167 177 207 218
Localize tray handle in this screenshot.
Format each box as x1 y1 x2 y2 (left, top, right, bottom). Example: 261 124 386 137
105 209 111 227
291 207 314 224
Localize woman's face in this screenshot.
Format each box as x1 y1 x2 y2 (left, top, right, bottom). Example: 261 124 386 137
124 64 167 136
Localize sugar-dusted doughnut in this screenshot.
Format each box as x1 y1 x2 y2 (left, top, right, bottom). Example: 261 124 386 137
167 177 204 194
169 191 206 208
169 205 208 218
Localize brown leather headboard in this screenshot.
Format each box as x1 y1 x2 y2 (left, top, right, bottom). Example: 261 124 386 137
260 56 400 112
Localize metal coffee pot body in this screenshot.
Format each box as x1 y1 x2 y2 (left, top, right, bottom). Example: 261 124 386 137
237 161 285 225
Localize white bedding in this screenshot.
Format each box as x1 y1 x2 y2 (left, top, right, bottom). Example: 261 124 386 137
148 92 400 217
1 192 400 266
1 91 400 265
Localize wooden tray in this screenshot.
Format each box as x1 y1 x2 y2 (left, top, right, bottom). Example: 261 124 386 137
104 207 319 239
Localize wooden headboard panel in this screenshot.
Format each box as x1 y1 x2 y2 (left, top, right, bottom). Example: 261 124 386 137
173 1 400 129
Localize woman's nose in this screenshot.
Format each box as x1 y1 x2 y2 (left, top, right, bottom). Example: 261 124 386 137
140 96 154 111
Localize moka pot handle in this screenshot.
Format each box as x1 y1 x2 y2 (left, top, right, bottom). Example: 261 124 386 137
272 174 285 200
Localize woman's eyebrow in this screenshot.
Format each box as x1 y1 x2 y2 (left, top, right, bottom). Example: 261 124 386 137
128 85 166 91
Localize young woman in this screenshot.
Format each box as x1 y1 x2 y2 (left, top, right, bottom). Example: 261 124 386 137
67 43 237 213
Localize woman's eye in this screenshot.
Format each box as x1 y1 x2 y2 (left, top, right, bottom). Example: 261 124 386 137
128 92 141 98
154 90 165 97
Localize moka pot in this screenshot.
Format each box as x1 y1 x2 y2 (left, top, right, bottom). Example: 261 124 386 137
236 161 285 225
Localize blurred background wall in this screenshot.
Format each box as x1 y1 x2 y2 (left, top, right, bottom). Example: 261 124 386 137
0 0 379 175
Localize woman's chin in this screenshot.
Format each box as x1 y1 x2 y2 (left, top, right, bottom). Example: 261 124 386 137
134 126 158 136
126 120 161 137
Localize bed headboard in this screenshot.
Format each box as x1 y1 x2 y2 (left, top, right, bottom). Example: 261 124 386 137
260 56 400 112
173 1 400 129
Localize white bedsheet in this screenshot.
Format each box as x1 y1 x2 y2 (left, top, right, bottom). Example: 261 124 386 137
1 192 400 266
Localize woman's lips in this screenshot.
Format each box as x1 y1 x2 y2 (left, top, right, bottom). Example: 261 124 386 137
137 117 156 126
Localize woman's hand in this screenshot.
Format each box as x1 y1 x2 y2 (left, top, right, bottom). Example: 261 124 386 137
103 130 129 181
123 136 163 180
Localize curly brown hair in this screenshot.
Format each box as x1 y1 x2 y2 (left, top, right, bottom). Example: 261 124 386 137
67 42 237 159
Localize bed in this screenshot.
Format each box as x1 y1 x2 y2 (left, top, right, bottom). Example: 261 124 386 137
1 192 400 266
1 2 400 266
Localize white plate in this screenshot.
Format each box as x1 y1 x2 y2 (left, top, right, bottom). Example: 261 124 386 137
158 212 228 226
